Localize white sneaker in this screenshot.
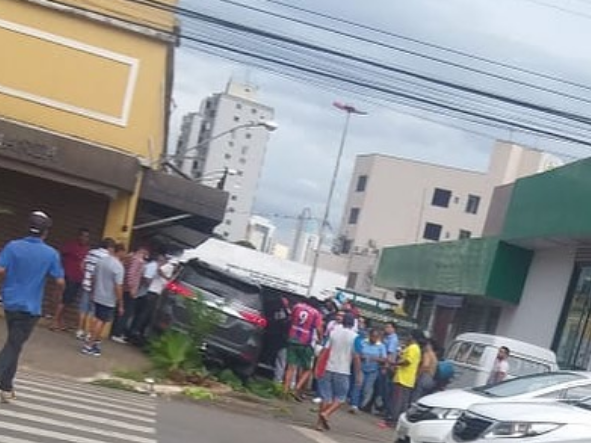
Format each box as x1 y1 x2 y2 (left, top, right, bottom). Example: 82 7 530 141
111 336 128 344
75 330 86 340
312 397 322 404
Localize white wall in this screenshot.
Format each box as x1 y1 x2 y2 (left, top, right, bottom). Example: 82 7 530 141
496 247 575 349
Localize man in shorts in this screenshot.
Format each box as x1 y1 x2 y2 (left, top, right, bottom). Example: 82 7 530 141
283 302 323 399
316 313 359 431
82 243 126 357
76 238 116 340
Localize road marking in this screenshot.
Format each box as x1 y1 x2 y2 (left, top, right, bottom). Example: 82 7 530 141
14 384 156 417
8 390 155 423
0 436 41 443
0 420 157 443
290 425 342 443
0 410 156 443
16 377 155 410
7 400 156 433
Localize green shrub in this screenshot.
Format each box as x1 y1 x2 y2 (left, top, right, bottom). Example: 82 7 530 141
148 331 192 372
184 386 216 401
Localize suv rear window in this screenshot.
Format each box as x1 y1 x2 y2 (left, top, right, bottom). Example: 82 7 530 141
180 263 262 311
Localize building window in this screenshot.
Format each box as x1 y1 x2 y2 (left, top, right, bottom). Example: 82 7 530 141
224 153 231 160
228 207 235 213
251 108 258 114
346 272 358 289
423 222 442 241
236 103 242 110
459 230 472 239
348 207 360 224
356 175 368 192
225 219 232 225
239 158 246 164
432 188 452 208
231 195 237 201
233 116 240 122
223 231 229 237
466 194 481 214
237 170 244 176
245 133 252 139
228 141 234 147
241 146 249 155
342 239 353 254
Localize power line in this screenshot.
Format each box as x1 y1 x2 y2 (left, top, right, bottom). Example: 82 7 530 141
133 0 591 134
519 0 591 19
208 0 591 107
260 0 591 92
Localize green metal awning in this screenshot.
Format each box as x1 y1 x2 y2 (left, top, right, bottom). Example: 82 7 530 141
375 238 533 305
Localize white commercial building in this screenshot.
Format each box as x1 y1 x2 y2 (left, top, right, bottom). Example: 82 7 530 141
174 81 275 241
335 141 563 294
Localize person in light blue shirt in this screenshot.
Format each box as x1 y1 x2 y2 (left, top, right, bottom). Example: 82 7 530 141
350 329 387 412
380 322 399 422
0 211 64 403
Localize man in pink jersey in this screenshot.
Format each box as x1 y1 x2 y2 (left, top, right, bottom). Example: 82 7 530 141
283 302 323 399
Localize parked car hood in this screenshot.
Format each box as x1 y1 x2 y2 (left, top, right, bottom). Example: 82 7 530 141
419 388 489 409
469 401 591 424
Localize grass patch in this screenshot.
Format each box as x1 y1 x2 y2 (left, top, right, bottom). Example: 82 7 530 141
184 386 216 401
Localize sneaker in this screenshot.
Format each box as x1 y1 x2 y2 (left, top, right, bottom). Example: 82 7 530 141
90 344 101 357
111 335 128 344
81 344 94 355
1 391 16 404
312 397 322 404
75 330 86 340
349 406 359 414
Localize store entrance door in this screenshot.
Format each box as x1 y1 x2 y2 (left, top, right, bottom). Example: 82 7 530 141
555 265 591 370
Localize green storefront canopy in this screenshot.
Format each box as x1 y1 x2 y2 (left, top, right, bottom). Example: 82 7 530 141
375 238 532 304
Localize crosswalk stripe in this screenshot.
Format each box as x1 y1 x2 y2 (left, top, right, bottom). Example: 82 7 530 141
15 384 156 417
17 376 155 410
0 420 156 443
0 410 156 443
7 400 156 433
19 372 156 406
0 436 39 443
7 391 155 423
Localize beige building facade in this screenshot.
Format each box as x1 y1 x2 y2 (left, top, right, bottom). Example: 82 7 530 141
335 141 563 296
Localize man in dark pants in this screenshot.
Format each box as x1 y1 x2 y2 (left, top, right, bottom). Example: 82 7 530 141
0 211 65 403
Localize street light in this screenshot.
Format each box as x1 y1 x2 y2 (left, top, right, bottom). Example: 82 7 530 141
306 102 367 298
164 120 278 165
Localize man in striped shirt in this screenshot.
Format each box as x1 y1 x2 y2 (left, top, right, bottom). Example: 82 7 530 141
111 246 149 343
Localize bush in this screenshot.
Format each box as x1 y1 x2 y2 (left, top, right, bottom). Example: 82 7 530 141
148 331 192 373
148 289 220 376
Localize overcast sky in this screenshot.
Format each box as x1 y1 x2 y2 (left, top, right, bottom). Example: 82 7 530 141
170 0 591 245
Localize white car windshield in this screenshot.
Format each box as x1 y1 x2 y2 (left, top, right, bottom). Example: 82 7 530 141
472 372 584 398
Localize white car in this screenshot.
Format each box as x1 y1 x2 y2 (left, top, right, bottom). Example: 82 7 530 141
444 398 591 442
396 371 591 443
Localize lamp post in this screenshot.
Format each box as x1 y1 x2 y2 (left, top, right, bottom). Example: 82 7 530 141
162 120 278 176
306 102 367 298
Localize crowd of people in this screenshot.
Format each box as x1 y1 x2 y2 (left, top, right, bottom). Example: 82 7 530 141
275 297 455 432
49 230 177 357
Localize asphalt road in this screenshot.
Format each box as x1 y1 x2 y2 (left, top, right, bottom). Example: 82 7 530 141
0 371 387 443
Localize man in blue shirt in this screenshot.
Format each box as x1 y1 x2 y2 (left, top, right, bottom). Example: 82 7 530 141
0 211 64 403
350 328 386 413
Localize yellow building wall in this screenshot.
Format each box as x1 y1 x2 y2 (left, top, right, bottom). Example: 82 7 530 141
0 0 175 161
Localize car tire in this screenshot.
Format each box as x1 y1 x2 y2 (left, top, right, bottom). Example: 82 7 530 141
235 363 257 382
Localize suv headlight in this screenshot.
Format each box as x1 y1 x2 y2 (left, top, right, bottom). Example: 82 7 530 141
430 407 463 420
484 422 562 438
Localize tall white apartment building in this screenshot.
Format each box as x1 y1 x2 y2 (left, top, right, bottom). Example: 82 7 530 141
175 81 275 241
336 141 563 294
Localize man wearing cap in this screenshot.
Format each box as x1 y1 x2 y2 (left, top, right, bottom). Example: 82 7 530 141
0 211 65 403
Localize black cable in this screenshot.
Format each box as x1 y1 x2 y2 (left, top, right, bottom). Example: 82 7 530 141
261 0 591 93
207 0 591 107
131 0 591 127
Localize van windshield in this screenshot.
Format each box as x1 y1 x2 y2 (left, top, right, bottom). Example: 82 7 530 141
472 372 583 398
181 263 262 311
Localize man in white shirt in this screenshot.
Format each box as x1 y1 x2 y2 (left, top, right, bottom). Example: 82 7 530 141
316 313 360 432
129 255 175 345
488 346 510 384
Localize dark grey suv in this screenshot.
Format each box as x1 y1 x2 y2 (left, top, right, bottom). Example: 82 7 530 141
152 259 267 377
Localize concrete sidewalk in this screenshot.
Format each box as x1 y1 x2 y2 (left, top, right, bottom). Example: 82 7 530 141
0 315 150 379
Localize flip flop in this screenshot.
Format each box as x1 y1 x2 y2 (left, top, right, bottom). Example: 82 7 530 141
49 325 67 332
